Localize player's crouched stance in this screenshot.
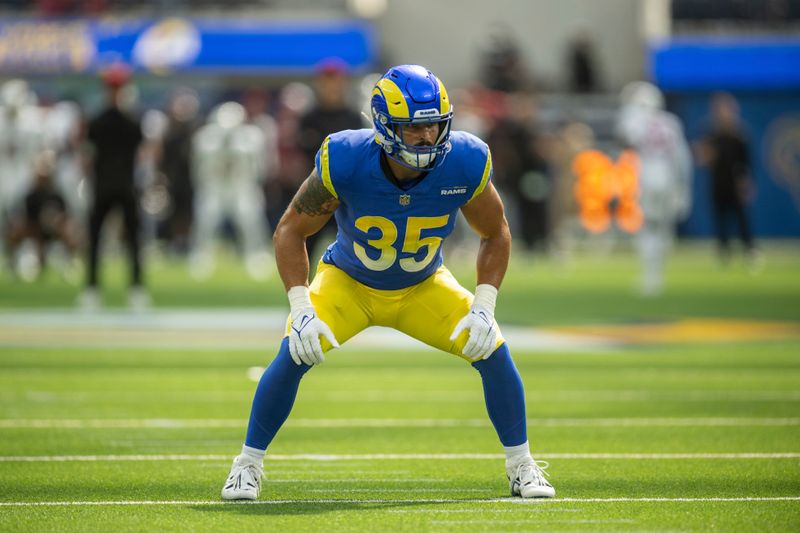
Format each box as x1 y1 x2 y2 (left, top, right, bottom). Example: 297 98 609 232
221 64 554 501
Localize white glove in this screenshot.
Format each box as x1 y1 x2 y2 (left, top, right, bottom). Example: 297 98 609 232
450 284 499 361
287 286 339 366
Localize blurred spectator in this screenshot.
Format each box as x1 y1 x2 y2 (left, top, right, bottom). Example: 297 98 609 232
487 91 550 252
190 101 270 281
159 88 200 255
450 85 491 140
296 59 363 263
480 23 532 93
268 82 314 232
242 88 281 231
79 63 147 311
548 120 595 266
695 92 761 270
566 30 600 93
5 150 79 281
0 79 43 272
617 81 692 296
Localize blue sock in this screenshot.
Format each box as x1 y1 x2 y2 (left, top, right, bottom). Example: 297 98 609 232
245 337 312 451
472 344 528 447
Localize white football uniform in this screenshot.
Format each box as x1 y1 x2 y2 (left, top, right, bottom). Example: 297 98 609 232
190 103 272 279
44 101 87 217
617 101 692 296
0 100 44 265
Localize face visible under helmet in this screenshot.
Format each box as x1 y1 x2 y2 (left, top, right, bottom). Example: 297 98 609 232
370 64 453 170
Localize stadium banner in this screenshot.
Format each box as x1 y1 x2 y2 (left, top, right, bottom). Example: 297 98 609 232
650 38 800 90
0 17 376 74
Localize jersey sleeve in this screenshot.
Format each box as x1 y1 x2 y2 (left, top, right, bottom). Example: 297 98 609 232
463 133 493 204
313 131 358 200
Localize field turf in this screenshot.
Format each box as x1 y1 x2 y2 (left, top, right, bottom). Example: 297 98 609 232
0 242 798 531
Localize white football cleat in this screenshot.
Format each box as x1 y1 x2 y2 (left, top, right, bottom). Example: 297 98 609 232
221 455 263 500
507 459 555 498
77 287 101 312
128 286 151 313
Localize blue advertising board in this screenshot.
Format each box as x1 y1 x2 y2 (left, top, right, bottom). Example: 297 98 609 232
651 38 800 91
0 17 376 74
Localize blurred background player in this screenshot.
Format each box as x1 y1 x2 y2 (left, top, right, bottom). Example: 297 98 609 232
695 92 761 271
265 82 314 233
548 119 596 270
156 88 201 256
79 63 147 311
295 59 364 264
617 81 692 296
486 90 550 254
43 99 87 225
5 150 80 281
0 79 43 273
242 87 281 234
190 101 271 281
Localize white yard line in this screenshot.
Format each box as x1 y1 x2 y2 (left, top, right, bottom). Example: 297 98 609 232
1 417 798 429
0 310 608 352
0 309 289 330
0 452 798 462
0 497 798 507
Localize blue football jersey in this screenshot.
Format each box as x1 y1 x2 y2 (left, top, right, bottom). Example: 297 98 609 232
314 129 492 290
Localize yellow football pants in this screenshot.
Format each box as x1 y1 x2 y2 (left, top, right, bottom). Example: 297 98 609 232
285 262 504 361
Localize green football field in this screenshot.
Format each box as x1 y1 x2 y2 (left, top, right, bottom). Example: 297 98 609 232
0 242 798 531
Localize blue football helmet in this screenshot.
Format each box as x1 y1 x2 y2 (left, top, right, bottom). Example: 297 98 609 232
371 65 453 170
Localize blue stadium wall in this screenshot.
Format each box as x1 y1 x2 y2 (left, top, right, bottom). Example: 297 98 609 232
652 39 800 237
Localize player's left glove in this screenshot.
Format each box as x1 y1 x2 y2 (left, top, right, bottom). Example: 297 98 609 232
287 286 339 366
450 284 499 361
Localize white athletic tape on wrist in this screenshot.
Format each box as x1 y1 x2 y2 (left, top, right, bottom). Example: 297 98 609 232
473 284 498 315
287 286 313 313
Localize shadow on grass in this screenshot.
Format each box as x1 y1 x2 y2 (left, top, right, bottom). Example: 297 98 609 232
191 497 502 516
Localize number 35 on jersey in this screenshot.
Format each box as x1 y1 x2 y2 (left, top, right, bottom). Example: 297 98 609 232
354 215 449 273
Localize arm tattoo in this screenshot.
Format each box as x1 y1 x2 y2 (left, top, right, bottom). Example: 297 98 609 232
292 173 338 216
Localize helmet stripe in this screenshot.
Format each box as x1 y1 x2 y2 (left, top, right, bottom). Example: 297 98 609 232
437 78 450 115
319 136 338 199
374 78 410 119
467 149 493 203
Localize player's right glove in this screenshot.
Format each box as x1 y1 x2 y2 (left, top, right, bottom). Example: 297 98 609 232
287 286 339 366
450 284 500 361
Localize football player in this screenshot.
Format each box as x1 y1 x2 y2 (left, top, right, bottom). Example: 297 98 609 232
190 101 271 281
221 65 555 500
0 79 44 271
617 81 692 296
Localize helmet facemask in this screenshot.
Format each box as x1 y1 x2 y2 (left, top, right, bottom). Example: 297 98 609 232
375 113 452 170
